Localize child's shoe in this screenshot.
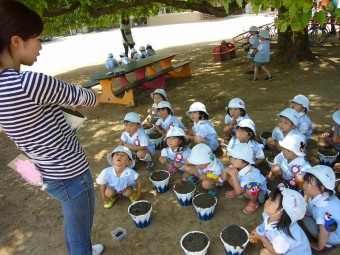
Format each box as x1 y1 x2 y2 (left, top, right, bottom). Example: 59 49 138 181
249 77 258 81
246 70 254 74
146 160 155 171
128 191 137 203
188 176 199 184
104 197 117 209
225 190 244 199
208 189 218 197
264 75 273 81
167 166 177 175
311 245 335 254
243 201 259 214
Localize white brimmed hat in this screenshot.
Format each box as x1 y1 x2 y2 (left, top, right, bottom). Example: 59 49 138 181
186 102 209 116
131 48 137 54
305 165 335 191
108 53 113 58
249 26 258 32
150 89 167 101
123 112 141 124
237 119 256 135
119 52 126 57
166 126 185 138
107 146 135 168
259 29 270 39
225 98 247 112
229 143 255 164
156 101 174 115
139 46 146 51
289 95 310 111
279 186 307 223
276 108 299 126
278 133 306 157
333 110 340 125
187 143 215 165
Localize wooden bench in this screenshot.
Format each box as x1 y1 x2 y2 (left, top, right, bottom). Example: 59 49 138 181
83 60 191 106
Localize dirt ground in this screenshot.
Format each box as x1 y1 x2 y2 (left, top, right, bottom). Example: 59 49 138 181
1 37 340 255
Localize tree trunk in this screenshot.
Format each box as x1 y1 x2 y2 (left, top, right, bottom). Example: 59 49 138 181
274 7 314 63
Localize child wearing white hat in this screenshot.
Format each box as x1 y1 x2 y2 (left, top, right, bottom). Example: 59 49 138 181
185 102 219 152
105 53 119 71
222 143 267 214
223 98 251 140
155 101 185 136
146 44 156 57
266 108 305 152
139 46 147 58
131 48 142 61
118 51 131 65
120 112 156 171
249 186 311 254
226 119 265 167
267 134 311 193
302 165 340 254
96 146 142 208
159 127 191 175
147 89 167 124
184 143 224 196
321 110 340 151
289 94 313 140
249 29 273 81
242 25 259 74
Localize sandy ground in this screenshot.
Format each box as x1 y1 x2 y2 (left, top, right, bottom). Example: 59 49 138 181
1 24 340 255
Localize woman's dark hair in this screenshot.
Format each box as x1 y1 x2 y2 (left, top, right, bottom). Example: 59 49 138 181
154 93 167 101
236 126 255 139
303 173 333 196
268 188 294 240
227 108 246 117
0 0 43 55
198 111 209 120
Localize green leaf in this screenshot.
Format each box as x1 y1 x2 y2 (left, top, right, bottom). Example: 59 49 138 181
315 10 327 25
236 0 243 7
300 9 312 27
279 22 288 32
289 4 296 16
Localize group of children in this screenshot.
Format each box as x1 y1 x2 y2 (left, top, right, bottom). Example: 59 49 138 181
105 44 156 71
96 88 340 254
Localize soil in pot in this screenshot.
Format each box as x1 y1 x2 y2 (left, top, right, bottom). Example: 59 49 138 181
150 171 169 182
221 225 248 247
182 232 209 252
174 181 195 194
260 131 272 139
318 148 339 157
148 131 163 139
61 107 85 118
143 124 153 130
128 201 151 216
115 231 123 237
193 193 216 208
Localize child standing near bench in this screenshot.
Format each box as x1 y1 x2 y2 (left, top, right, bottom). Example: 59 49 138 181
120 112 155 171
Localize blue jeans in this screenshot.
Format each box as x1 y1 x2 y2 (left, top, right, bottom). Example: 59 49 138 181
44 170 94 255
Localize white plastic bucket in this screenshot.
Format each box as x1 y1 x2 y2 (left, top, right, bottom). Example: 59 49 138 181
192 193 217 221
266 157 275 169
128 200 152 228
220 226 250 255
143 124 155 135
61 107 87 134
180 231 210 255
260 131 272 146
149 170 170 193
149 134 164 150
173 181 196 206
317 149 339 168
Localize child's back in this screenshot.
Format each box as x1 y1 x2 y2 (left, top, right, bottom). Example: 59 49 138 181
105 53 119 71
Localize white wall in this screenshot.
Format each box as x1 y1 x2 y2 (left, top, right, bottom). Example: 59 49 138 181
147 12 203 26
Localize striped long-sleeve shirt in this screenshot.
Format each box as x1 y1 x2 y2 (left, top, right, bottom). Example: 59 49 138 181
0 68 96 179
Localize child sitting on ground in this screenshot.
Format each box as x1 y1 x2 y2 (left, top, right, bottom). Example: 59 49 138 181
120 112 155 171
105 53 119 71
185 102 219 152
249 186 311 254
159 127 191 175
289 94 313 140
267 134 311 193
222 143 267 214
226 119 265 167
223 98 251 140
147 89 167 124
139 46 147 58
184 143 224 196
154 101 185 136
266 108 305 152
96 146 142 208
242 26 259 74
249 29 273 81
131 48 142 61
119 51 131 65
146 44 156 57
302 165 340 254
320 110 340 151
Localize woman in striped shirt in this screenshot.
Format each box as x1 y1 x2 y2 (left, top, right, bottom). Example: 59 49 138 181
0 1 103 254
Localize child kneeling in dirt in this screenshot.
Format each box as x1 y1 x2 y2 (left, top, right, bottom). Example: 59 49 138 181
222 143 267 214
184 143 224 196
320 110 340 151
96 146 142 209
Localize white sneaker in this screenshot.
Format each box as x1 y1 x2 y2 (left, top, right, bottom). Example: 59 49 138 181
92 244 104 255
